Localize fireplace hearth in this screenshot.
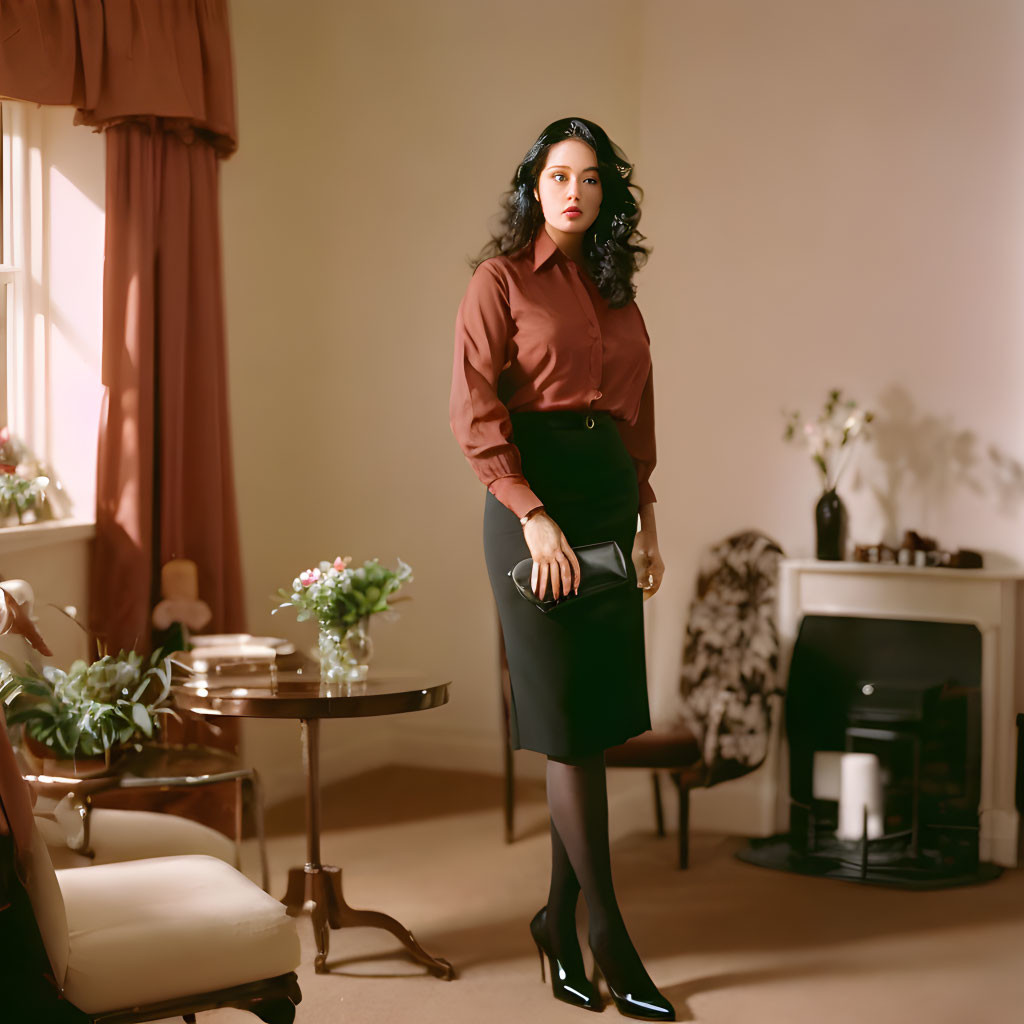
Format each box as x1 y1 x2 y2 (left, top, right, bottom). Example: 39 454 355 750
739 614 1002 888
739 560 1024 884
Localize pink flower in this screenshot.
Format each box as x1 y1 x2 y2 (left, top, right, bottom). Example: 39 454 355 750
299 568 322 587
333 556 352 571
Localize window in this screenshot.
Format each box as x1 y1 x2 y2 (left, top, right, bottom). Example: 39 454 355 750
0 101 105 529
1 101 16 433
1 100 37 457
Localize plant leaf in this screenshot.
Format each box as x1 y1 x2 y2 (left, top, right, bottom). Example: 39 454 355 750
130 703 153 738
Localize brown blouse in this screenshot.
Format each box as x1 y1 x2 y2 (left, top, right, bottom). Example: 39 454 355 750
449 227 656 519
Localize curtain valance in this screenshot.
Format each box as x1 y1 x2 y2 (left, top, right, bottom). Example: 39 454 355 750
0 0 236 153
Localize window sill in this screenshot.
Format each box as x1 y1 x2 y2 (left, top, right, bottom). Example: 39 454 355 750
0 519 96 555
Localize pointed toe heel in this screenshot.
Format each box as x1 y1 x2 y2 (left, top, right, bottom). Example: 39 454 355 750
530 907 604 1013
590 958 675 1021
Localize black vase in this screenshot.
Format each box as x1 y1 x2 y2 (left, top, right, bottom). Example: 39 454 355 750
815 489 846 560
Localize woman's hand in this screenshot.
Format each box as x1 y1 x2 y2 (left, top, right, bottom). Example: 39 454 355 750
633 505 664 600
522 512 581 602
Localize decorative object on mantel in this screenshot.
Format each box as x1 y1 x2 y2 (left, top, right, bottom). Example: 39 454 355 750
274 554 413 691
783 389 874 561
0 426 72 525
853 530 984 570
0 650 176 777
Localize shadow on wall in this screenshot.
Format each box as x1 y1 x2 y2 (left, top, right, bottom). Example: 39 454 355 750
861 384 1024 546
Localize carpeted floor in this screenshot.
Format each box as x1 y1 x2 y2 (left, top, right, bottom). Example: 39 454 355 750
171 765 1023 1024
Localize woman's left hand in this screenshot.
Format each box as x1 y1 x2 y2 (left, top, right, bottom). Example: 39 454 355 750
633 530 665 600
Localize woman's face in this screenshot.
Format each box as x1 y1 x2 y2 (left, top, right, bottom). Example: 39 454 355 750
533 138 602 236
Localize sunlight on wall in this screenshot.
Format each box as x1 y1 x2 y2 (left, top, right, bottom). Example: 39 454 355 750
42 109 104 518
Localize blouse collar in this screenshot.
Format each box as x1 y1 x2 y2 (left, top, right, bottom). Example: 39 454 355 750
531 226 563 272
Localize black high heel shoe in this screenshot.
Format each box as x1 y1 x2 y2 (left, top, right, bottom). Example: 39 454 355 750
590 953 675 1021
530 907 603 1012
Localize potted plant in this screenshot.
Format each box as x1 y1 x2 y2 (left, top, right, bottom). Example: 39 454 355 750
0 650 176 776
274 554 413 687
0 426 69 525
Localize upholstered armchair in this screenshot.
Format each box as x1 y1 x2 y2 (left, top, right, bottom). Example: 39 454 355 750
1 707 302 1023
1 577 269 887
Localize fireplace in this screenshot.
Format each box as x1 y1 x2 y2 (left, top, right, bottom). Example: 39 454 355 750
782 615 990 884
738 560 1024 888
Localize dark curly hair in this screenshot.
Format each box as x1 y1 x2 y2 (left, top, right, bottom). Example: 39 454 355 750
470 116 650 309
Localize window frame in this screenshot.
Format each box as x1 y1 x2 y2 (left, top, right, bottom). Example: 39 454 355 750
1 100 40 458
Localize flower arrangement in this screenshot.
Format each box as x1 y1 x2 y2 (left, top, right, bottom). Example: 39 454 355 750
783 389 874 492
274 555 413 686
275 555 413 627
0 471 49 522
0 426 70 524
0 650 175 763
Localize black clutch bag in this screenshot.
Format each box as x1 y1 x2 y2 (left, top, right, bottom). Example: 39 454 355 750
508 540 629 614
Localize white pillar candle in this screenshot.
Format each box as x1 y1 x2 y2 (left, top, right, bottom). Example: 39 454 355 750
837 752 885 840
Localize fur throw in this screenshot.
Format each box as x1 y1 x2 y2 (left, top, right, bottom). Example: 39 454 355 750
679 530 784 787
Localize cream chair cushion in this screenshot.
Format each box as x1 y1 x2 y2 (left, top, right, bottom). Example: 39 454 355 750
36 802 236 869
57 854 300 1013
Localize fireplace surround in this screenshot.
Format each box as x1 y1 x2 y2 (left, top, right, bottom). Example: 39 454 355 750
779 560 1024 866
742 560 1023 886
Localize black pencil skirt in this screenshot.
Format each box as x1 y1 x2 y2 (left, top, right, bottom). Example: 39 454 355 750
482 408 652 760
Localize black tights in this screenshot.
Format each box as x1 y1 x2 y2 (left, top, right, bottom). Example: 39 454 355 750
543 752 658 994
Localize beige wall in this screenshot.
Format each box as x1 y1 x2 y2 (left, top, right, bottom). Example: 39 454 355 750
635 0 1024 829
222 1 1024 820
0 532 93 671
222 0 645 799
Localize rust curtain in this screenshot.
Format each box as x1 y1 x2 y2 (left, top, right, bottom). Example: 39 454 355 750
0 0 245 651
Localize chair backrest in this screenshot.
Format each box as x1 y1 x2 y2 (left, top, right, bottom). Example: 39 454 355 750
678 530 784 786
0 707 70 986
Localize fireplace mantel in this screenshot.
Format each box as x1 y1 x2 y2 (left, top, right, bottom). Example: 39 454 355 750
775 559 1024 867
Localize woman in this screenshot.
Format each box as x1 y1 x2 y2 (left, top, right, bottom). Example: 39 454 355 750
449 117 673 1020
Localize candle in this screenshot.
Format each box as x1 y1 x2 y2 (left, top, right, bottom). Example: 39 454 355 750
837 752 884 840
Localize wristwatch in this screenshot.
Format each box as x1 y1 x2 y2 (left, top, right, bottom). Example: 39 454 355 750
519 506 546 526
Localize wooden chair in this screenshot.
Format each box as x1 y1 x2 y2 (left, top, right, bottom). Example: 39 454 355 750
497 621 705 867
497 530 784 867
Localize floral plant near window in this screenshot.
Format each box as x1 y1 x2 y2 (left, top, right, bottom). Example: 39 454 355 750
0 426 71 524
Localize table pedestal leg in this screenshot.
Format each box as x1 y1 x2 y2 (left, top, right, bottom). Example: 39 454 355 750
281 718 454 979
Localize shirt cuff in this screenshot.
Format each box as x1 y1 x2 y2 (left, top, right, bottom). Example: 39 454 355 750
489 475 545 520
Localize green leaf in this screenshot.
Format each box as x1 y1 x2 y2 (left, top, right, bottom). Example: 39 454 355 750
130 703 153 738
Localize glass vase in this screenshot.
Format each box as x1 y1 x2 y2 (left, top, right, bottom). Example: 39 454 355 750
318 623 354 691
317 618 374 693
815 488 847 561
341 616 374 683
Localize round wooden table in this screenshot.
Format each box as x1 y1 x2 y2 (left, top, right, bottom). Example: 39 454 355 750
172 666 454 978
